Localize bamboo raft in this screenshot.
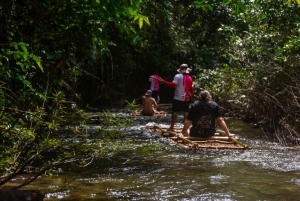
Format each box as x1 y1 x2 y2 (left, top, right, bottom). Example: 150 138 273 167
146 125 250 150
131 110 168 119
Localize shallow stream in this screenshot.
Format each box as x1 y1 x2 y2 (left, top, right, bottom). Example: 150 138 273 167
21 114 300 200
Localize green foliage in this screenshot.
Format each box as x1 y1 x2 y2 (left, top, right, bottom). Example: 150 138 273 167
212 0 300 131
194 67 253 112
2 0 300 188
125 99 139 110
0 100 134 188
0 0 145 188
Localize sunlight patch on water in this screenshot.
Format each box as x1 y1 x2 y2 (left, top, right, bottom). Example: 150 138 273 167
214 148 300 172
290 178 300 186
210 174 230 185
46 190 70 200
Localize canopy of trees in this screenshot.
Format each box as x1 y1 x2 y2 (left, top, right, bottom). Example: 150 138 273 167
1 0 300 187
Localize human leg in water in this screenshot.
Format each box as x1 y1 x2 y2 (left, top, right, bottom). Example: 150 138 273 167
167 111 177 131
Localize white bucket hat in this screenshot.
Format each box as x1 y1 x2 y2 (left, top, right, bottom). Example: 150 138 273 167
177 64 192 74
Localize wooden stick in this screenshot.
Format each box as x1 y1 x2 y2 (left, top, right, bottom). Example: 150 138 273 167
207 140 234 144
188 146 246 150
163 75 171 80
185 140 234 144
153 125 198 145
177 136 199 145
153 124 164 132
149 76 164 82
230 137 248 148
169 136 233 141
165 131 198 145
216 129 248 148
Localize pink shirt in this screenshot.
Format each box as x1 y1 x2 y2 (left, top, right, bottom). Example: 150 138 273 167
173 74 193 101
149 75 161 92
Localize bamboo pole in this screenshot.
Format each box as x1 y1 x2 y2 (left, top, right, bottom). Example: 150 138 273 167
188 146 246 150
216 129 249 148
169 136 233 141
230 137 249 148
150 125 249 149
149 76 164 82
153 125 198 145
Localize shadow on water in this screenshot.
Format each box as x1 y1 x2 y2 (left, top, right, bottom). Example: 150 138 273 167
15 112 300 200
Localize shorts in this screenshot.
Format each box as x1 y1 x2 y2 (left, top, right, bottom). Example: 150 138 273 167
171 99 190 112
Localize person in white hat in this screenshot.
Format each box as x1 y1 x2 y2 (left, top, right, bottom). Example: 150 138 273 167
160 64 194 131
142 90 158 116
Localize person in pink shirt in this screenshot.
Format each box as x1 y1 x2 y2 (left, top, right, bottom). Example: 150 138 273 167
160 64 194 131
149 72 162 103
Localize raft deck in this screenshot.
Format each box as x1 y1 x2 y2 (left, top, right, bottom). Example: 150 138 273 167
146 125 250 150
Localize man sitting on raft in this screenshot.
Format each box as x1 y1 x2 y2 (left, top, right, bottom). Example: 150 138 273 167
180 90 235 138
142 90 158 116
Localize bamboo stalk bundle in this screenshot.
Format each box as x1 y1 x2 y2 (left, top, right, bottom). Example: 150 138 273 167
146 125 250 150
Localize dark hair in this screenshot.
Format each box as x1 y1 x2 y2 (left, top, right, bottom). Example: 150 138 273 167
199 90 212 104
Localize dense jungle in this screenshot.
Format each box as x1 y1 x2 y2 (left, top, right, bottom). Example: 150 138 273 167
1 0 300 190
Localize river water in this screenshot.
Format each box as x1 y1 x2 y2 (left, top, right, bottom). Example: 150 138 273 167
21 114 300 200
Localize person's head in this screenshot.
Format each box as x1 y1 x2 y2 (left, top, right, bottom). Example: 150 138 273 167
199 90 212 103
145 90 152 97
177 64 192 74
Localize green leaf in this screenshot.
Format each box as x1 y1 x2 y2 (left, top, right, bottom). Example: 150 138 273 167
32 55 44 72
20 52 28 60
133 15 139 21
143 16 150 25
238 2 246 12
18 42 28 53
16 61 24 70
206 4 213 11
139 17 143 29
222 0 231 6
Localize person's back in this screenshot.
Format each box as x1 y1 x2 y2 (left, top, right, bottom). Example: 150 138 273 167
142 90 157 116
173 73 193 101
180 90 235 138
189 100 219 138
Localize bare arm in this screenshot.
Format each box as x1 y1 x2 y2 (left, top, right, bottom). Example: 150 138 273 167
152 98 157 110
217 117 235 137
